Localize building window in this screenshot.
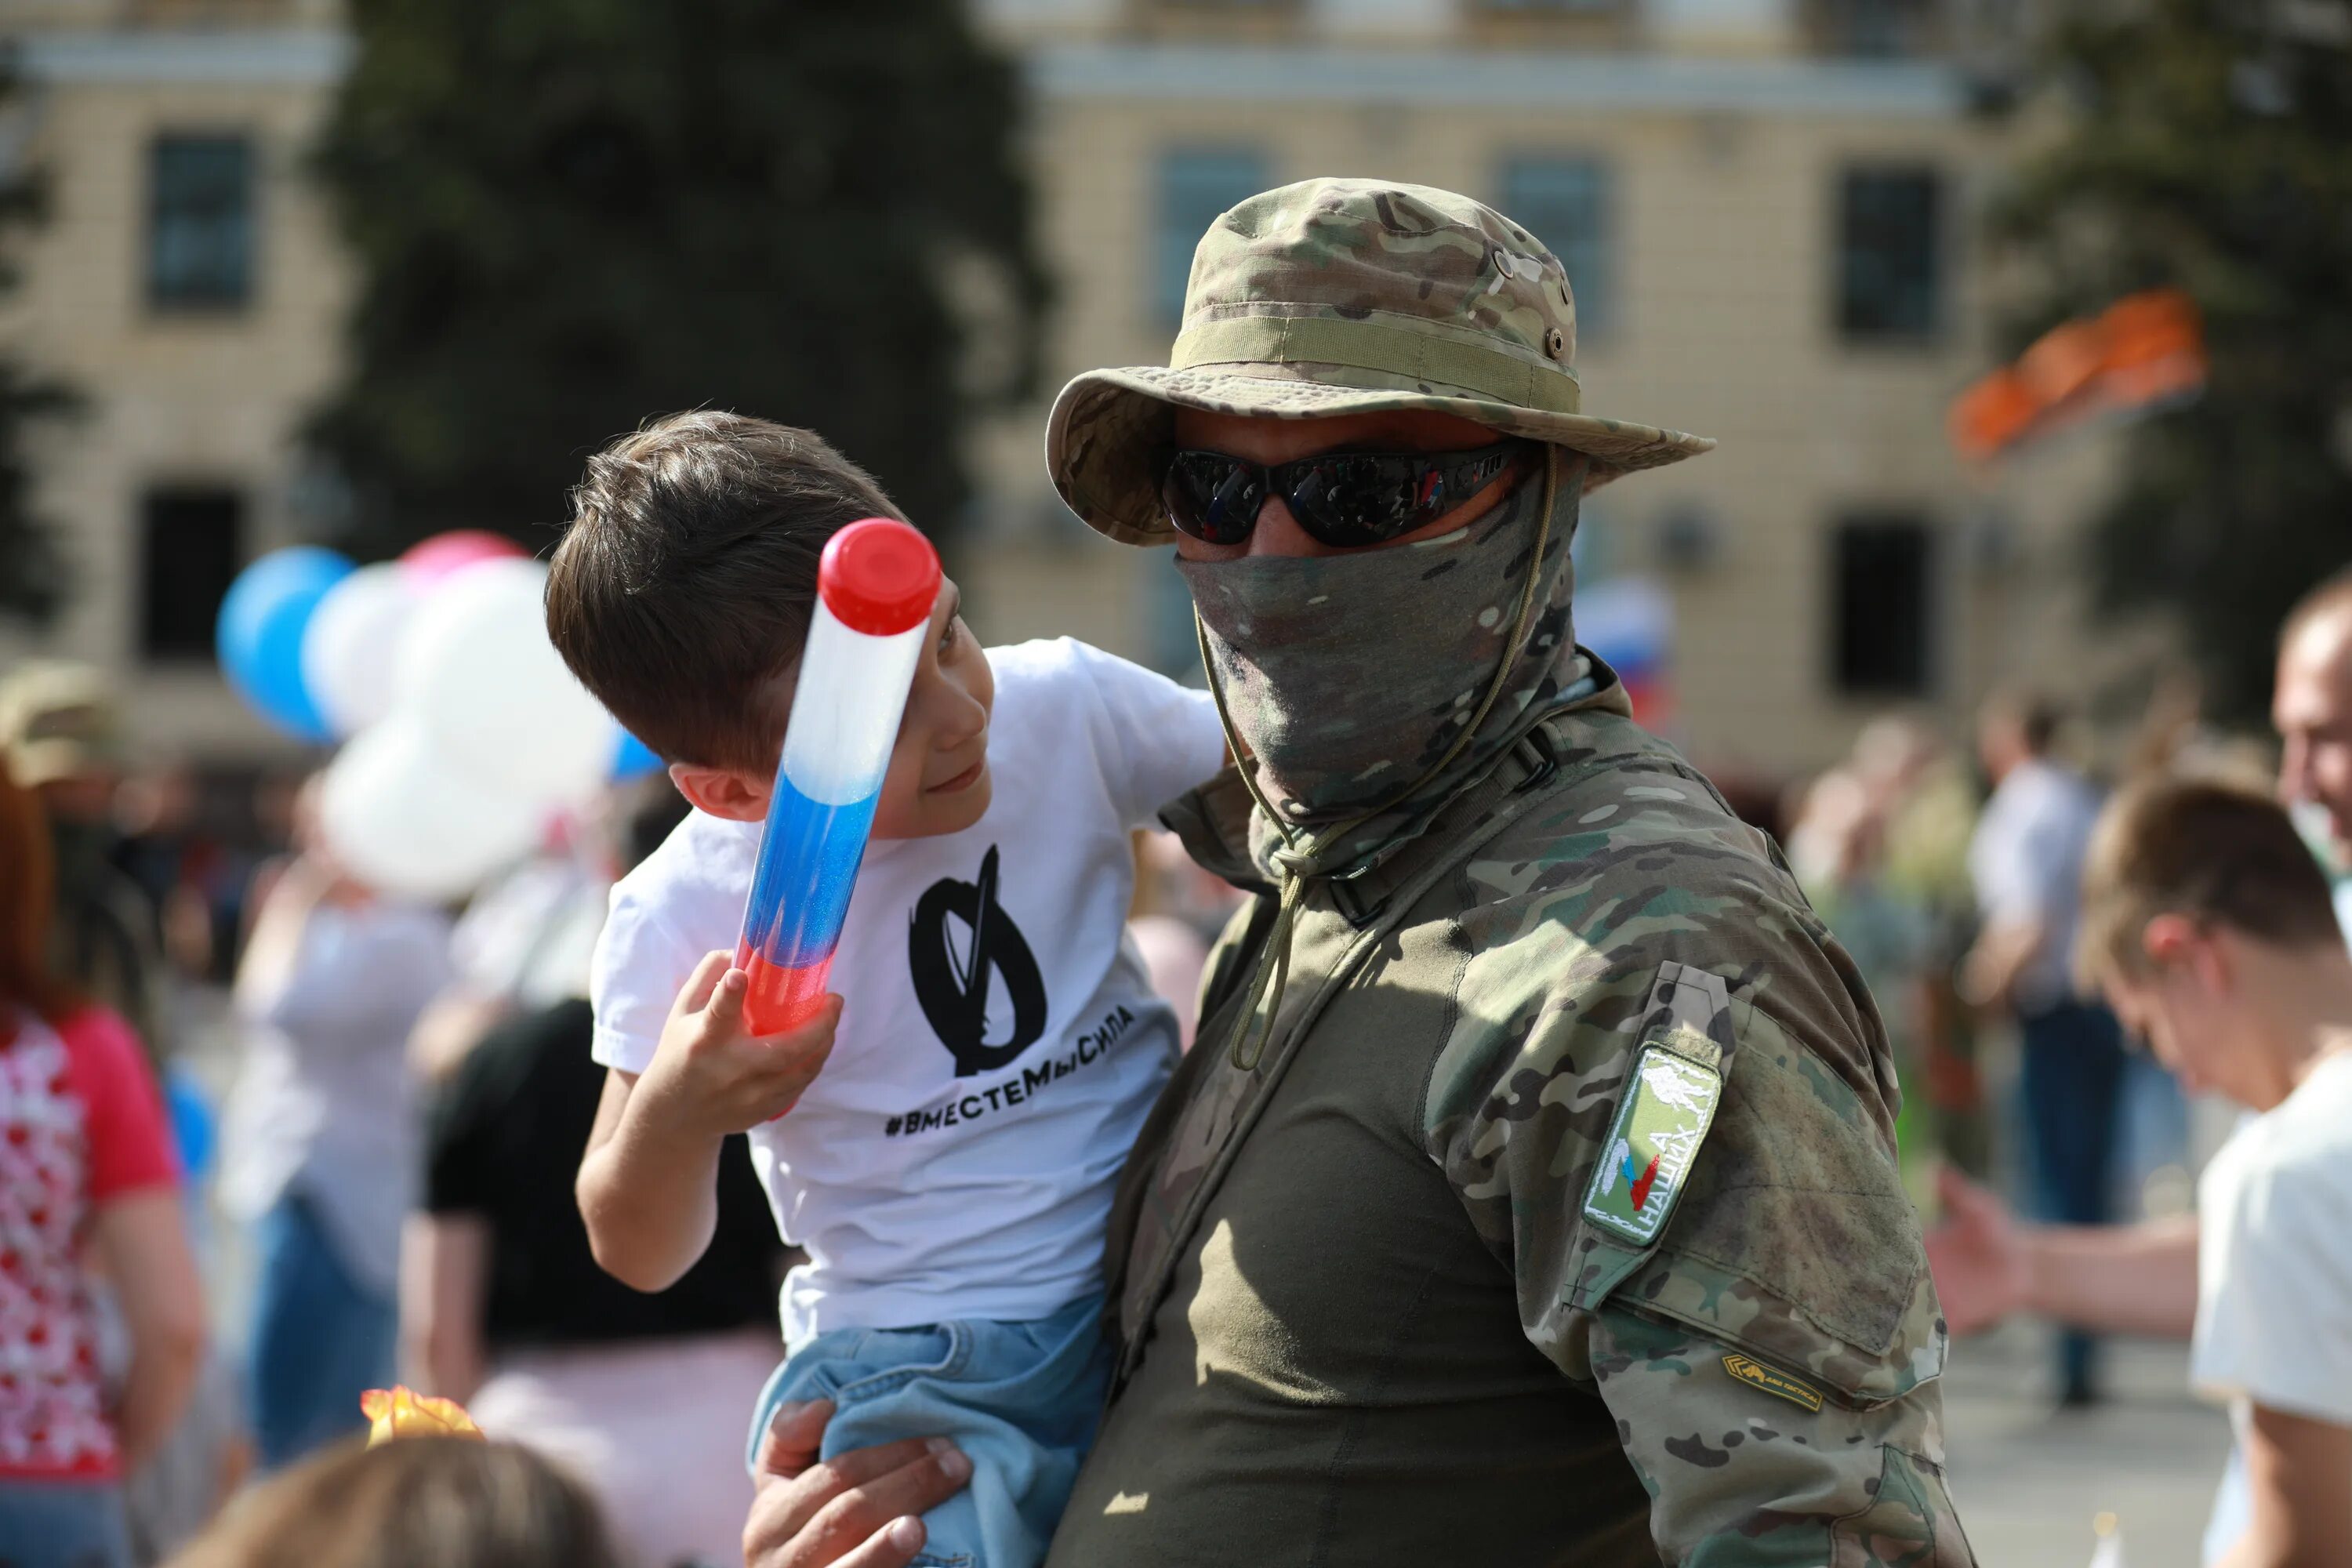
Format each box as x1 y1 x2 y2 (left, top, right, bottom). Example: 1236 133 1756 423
148 134 255 311
140 488 243 662
1806 0 1940 56
1835 165 1942 343
1156 148 1268 326
1499 155 1614 340
1830 516 1933 697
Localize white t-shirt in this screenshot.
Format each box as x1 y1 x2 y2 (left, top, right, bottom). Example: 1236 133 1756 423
2193 1051 2352 1564
590 639 1225 1344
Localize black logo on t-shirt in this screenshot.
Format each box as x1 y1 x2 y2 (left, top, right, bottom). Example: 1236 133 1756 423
908 844 1047 1076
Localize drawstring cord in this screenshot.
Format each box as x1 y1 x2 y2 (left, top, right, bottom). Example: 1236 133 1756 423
1195 448 1566 1071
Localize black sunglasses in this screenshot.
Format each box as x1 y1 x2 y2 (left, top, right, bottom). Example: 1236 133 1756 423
1158 440 1526 550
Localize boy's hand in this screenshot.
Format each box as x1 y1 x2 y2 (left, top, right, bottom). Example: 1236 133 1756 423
636 950 840 1138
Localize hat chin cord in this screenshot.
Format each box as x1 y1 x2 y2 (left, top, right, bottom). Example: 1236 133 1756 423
1194 445 1563 1071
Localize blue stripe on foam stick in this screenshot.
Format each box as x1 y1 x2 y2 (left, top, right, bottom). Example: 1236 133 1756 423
743 775 881 969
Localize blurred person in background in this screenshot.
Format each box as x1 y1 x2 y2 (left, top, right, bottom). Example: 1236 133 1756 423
1784 767 1931 1189
1962 690 2124 1408
0 663 167 1062
0 756 205 1568
1934 778 2352 1568
401 778 785 1568
107 765 220 988
165 1436 626 1568
1860 716 1994 1178
218 776 453 1469
2274 567 2352 938
407 821 610 1085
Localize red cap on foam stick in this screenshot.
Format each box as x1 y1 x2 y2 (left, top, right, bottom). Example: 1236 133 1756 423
818 519 942 637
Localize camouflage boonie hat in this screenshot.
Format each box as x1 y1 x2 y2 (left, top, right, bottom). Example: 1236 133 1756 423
1047 177 1715 547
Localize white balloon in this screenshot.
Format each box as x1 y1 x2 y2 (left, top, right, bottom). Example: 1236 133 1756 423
302 563 422 736
320 719 544 902
395 557 619 808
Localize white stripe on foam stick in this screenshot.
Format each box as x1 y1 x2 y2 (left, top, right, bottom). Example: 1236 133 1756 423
778 601 927 808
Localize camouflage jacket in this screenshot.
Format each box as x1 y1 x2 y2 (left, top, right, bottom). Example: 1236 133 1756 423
1075 679 1975 1566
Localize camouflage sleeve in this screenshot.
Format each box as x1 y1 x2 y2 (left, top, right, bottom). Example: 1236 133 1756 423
1428 952 1975 1565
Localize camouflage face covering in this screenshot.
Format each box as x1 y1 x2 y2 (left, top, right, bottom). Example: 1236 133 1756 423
1176 449 1583 860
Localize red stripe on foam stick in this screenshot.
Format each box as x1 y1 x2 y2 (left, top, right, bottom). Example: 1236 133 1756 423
819 518 942 637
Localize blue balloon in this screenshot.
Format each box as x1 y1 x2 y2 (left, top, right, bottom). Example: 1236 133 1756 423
613 728 664 782
163 1064 216 1186
216 546 354 741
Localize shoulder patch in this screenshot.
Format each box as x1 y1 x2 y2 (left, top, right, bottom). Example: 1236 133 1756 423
1581 1044 1722 1246
1722 1353 1824 1412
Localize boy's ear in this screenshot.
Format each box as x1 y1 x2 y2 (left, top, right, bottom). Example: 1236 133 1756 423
670 761 770 823
2143 913 2231 993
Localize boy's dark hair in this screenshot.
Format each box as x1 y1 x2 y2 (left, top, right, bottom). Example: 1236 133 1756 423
547 412 906 772
2078 774 2342 982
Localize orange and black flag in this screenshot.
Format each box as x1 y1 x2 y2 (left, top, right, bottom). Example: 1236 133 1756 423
1949 289 2207 463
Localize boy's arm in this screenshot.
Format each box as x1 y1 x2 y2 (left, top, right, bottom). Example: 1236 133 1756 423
579 1063 723 1292
2218 1404 2352 1568
578 951 838 1293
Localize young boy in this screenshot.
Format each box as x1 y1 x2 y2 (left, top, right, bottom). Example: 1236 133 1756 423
546 412 1226 1568
2068 776 2352 1566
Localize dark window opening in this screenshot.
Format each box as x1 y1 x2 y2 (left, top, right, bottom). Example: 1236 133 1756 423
148 134 255 310
1831 516 1933 697
140 488 243 662
1156 148 1269 326
1836 166 1941 343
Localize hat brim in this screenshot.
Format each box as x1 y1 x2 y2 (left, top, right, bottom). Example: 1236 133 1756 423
1046 361 1715 547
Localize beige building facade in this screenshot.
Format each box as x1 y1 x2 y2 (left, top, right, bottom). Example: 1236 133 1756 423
0 0 2128 778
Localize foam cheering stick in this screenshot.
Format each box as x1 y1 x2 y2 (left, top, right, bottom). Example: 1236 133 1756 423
737 518 942 1036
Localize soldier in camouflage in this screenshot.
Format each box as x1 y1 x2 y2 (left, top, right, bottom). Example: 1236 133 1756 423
742 178 1973 1567
1047 178 1969 1566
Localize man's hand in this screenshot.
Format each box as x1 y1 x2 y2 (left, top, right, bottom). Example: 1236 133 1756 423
637 951 841 1137
743 1399 973 1568
1924 1166 2031 1336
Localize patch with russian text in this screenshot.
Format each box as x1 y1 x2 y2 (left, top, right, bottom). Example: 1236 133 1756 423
1580 1044 1722 1247
1722 1353 1824 1412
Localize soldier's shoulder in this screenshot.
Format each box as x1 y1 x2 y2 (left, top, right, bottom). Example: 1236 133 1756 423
1444 718 1844 1039
1465 717 1798 922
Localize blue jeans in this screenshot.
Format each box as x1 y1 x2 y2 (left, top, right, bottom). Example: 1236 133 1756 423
746 1295 1110 1568
248 1192 396 1470
0 1479 132 1568
2016 999 2127 1399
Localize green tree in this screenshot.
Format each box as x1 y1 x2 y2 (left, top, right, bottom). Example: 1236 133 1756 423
308 0 1047 558
0 52 80 625
1991 0 2352 723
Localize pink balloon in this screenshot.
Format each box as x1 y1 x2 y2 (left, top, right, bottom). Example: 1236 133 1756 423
399 530 528 586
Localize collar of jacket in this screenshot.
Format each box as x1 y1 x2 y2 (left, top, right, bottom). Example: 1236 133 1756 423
1160 652 1635 896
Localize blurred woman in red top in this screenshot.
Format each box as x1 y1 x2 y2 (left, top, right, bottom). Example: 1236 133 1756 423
0 754 204 1568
